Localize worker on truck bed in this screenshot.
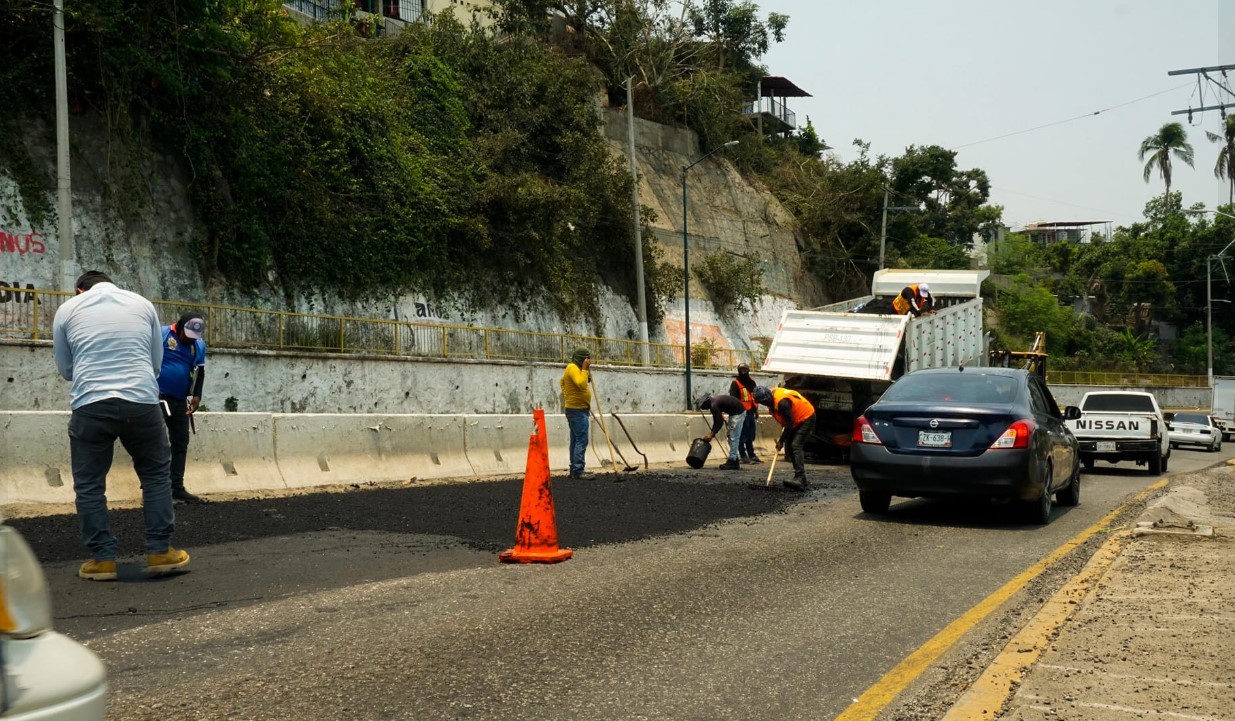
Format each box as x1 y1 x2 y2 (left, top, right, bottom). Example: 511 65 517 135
892 283 934 316
752 386 815 492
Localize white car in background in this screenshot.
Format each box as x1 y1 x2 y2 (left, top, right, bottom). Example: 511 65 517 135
1167 412 1224 452
0 524 107 720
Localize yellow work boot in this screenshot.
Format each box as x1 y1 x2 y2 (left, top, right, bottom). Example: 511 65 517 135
78 559 117 581
146 547 190 575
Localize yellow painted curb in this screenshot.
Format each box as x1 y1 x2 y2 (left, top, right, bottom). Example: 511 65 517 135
832 478 1169 721
939 529 1130 721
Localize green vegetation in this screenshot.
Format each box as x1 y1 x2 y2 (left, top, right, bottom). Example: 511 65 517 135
1139 121 1195 201
986 192 1235 374
694 250 765 314
3 0 1233 377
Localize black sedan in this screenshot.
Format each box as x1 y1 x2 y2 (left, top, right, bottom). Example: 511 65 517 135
849 367 1081 524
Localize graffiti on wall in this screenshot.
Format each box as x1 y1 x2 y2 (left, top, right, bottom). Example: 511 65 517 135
0 282 37 304
0 231 46 255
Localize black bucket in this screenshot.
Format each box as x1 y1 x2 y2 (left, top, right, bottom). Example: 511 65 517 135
685 438 712 469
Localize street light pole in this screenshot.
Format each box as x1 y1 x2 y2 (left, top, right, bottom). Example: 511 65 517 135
54 0 74 291
681 140 739 410
1208 255 1215 387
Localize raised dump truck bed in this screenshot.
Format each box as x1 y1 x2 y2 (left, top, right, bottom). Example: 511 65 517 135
762 269 989 457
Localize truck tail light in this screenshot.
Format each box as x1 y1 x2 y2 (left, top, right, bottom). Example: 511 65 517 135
990 420 1034 449
853 416 883 445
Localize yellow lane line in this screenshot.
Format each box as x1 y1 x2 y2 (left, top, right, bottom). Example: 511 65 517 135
832 478 1169 721
939 528 1130 721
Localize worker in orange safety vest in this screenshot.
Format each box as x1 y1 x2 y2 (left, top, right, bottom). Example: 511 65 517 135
728 363 761 463
891 283 934 317
752 386 816 492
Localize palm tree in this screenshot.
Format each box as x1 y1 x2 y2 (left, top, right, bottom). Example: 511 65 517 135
1139 122 1195 200
1206 115 1235 206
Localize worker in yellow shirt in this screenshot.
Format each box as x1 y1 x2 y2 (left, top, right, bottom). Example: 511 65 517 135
560 347 592 479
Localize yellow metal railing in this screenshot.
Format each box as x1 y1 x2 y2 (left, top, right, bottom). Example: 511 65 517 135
1 288 761 370
1047 370 1209 388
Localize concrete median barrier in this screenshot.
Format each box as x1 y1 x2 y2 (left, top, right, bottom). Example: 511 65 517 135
272 414 473 488
0 411 820 506
186 413 285 495
463 415 542 477
0 411 83 505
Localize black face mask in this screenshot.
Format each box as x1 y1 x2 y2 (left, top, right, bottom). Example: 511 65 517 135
738 371 750 378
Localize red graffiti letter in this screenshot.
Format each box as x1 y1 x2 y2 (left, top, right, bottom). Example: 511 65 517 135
27 232 46 254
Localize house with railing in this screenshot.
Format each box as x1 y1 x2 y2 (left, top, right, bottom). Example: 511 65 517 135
742 76 811 137
284 0 494 32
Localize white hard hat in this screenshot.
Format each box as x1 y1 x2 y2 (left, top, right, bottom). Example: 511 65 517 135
918 283 931 296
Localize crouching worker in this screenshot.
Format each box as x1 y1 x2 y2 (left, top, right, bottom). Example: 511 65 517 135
892 282 934 317
752 386 816 491
696 393 746 470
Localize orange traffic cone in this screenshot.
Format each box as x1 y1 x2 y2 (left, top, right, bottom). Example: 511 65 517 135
499 409 573 564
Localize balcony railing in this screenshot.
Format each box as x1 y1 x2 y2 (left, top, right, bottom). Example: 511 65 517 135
283 0 424 23
742 97 796 131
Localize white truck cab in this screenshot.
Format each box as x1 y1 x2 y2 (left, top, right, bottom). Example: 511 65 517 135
1066 391 1170 475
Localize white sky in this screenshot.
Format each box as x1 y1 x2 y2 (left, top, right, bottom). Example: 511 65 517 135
760 0 1234 229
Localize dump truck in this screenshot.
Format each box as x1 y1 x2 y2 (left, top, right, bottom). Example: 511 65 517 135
761 269 990 458
1211 376 1235 441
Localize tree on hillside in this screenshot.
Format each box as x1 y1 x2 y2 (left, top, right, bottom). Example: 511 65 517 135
687 0 788 72
890 145 1002 248
1139 122 1194 201
1206 115 1235 206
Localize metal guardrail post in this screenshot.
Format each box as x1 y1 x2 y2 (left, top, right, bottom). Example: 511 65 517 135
31 291 41 341
337 318 344 351
484 328 490 360
441 327 448 357
278 315 285 349
394 322 401 355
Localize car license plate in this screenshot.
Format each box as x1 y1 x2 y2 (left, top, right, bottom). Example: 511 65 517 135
1097 441 1116 452
918 431 951 448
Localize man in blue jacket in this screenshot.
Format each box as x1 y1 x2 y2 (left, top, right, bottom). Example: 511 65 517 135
159 312 209 504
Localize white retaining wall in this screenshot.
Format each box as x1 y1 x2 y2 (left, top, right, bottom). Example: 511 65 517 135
0 342 753 415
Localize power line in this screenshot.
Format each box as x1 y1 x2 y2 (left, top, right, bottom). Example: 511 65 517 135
954 84 1193 150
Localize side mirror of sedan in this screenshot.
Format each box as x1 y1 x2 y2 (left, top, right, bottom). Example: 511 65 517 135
1063 406 1082 421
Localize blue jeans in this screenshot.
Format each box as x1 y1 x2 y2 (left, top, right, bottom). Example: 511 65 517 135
69 399 176 559
740 411 757 459
565 408 590 476
726 411 746 462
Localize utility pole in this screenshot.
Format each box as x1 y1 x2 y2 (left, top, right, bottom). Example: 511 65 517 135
54 0 74 291
878 186 919 271
878 186 889 270
626 77 650 364
1166 64 1235 117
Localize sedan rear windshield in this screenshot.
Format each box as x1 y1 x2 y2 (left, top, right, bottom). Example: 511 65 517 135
882 374 1019 404
1173 412 1210 425
1081 395 1156 413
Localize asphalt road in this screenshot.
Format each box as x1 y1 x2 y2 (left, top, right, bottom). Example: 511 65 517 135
14 446 1232 721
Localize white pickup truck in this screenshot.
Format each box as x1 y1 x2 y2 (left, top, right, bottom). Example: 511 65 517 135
1065 391 1170 475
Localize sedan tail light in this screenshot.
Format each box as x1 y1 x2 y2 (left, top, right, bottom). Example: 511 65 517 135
990 420 1034 450
0 526 54 638
853 416 883 445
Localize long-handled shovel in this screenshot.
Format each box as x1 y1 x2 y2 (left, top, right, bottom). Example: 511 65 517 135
609 412 649 469
749 445 780 491
590 376 637 474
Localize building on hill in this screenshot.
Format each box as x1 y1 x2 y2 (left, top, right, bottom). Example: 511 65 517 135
741 76 811 138
284 0 495 31
1020 220 1111 245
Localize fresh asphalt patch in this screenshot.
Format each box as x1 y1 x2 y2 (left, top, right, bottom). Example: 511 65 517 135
12 466 849 563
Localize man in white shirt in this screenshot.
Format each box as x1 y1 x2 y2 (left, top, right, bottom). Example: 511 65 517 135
53 270 191 581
